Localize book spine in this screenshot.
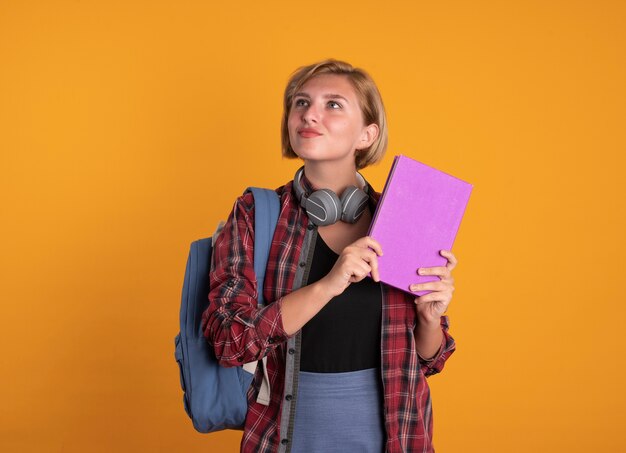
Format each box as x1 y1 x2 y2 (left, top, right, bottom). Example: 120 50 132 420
367 155 401 236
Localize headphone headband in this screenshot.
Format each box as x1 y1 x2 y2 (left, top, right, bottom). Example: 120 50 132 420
293 167 367 203
293 167 369 226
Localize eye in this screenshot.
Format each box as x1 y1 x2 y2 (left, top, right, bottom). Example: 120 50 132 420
327 100 342 109
294 98 309 107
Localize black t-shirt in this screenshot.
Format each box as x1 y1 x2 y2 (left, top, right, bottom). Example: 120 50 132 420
299 233 383 373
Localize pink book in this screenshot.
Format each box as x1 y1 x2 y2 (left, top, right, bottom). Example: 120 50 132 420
368 155 473 296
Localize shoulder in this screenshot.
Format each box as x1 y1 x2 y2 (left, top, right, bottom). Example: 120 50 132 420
233 181 297 216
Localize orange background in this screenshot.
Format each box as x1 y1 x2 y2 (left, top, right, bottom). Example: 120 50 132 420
1 1 624 452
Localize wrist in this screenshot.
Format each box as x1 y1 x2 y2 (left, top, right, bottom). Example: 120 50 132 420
414 318 445 361
415 312 442 330
312 277 337 303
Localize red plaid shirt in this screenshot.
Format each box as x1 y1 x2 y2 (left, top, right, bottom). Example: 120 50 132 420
202 178 455 453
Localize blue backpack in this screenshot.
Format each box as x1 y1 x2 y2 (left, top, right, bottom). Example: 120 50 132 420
174 187 280 433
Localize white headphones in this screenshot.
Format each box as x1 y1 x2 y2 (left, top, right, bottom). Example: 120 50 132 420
292 167 369 226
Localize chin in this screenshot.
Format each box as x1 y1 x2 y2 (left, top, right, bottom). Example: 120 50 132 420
291 147 325 161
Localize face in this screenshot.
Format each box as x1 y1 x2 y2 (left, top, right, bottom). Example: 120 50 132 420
287 74 376 168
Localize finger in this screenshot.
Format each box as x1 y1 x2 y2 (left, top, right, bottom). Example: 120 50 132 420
440 250 458 270
361 249 381 283
415 291 452 305
346 254 372 274
410 281 448 293
349 262 372 282
368 251 380 282
347 247 378 265
360 236 383 256
417 266 450 280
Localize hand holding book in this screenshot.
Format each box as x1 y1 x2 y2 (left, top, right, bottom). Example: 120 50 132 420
411 249 457 323
318 236 384 299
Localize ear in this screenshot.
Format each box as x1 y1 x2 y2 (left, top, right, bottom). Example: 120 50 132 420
356 123 379 150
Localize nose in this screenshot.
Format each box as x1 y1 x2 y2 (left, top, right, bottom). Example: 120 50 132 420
301 102 320 124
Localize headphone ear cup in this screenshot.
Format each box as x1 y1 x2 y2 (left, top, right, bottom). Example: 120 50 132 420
340 186 369 223
305 189 342 226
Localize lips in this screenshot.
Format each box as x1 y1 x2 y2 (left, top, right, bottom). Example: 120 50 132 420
298 128 322 138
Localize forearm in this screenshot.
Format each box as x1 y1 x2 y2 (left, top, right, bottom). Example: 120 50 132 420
414 317 445 360
279 278 335 336
279 235 384 336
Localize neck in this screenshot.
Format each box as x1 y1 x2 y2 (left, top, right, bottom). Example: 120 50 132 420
303 161 363 194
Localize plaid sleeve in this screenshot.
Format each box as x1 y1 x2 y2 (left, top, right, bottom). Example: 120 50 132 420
201 192 288 367
419 315 456 377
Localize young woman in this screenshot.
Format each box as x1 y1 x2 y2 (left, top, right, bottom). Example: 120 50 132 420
202 59 457 453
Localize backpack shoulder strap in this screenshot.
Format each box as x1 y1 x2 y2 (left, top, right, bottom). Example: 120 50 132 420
245 187 279 407
247 187 280 307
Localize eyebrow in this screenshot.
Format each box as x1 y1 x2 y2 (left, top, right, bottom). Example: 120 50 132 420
293 92 350 104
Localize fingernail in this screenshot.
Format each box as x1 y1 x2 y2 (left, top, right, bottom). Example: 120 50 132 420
418 268 425 275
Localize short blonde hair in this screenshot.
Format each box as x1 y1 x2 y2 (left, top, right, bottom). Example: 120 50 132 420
281 59 388 170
